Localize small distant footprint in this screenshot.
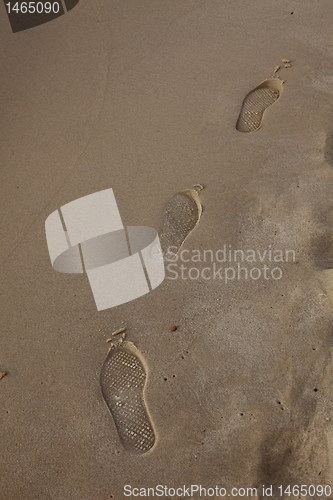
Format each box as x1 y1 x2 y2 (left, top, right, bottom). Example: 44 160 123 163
100 342 155 454
236 79 283 133
155 186 203 260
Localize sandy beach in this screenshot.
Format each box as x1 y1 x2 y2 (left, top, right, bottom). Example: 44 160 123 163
2 1 333 498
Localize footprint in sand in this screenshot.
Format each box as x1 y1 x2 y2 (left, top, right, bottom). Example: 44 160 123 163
236 79 283 133
100 342 155 454
150 186 203 261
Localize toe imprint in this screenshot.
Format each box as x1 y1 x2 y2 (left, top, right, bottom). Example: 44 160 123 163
236 79 283 133
100 343 155 454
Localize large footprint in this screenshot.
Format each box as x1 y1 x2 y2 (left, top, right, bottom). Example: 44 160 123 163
156 186 203 260
236 79 283 133
100 342 155 454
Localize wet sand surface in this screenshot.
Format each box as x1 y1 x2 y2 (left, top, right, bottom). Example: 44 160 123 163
2 1 333 498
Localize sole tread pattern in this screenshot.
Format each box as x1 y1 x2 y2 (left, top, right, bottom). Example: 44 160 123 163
236 79 282 133
100 345 155 454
